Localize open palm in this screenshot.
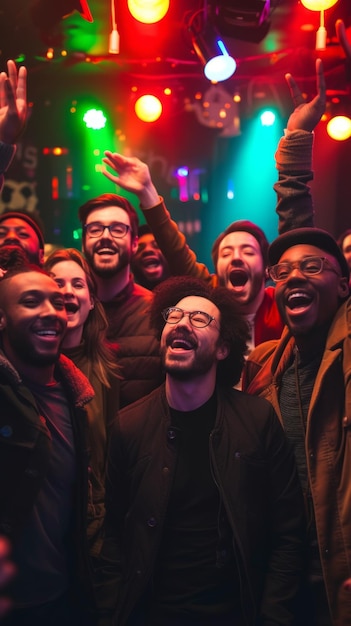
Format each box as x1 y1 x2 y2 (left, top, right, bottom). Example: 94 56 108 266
0 60 27 144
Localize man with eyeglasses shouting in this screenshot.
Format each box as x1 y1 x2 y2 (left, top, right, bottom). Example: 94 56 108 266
243 227 351 626
78 194 163 407
96 275 305 626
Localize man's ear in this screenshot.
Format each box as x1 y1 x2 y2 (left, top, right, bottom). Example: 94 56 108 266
216 341 229 361
131 235 139 256
39 249 45 265
338 277 350 299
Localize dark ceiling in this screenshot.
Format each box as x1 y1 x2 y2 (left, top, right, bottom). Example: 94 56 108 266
1 0 351 118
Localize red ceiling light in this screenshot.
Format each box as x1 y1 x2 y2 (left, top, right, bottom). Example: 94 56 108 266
134 95 163 122
127 0 170 24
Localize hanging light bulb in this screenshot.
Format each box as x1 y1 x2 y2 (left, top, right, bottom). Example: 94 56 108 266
300 0 339 50
327 115 351 141
109 0 120 54
127 0 169 24
135 95 163 122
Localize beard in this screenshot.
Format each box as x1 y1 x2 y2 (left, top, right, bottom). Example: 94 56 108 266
84 247 130 278
160 342 217 380
0 244 41 268
5 333 61 368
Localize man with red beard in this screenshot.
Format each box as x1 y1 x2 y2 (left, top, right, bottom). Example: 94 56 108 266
243 228 351 625
78 194 162 407
97 276 305 626
0 266 96 626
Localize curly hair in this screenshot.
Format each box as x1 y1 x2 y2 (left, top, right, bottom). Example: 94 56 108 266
151 276 249 387
44 248 120 386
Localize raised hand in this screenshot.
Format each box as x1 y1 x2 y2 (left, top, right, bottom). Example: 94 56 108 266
0 60 27 145
336 19 351 61
102 151 160 208
285 58 326 132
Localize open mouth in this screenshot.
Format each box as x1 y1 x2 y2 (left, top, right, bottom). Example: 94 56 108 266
167 333 197 350
97 248 116 256
229 269 248 287
286 291 313 310
170 338 194 350
65 302 79 314
35 329 59 337
142 258 160 269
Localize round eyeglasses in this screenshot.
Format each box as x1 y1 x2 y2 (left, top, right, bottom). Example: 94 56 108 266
161 307 216 329
84 222 130 239
269 256 341 282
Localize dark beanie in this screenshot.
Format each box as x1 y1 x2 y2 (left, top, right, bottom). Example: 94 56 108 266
268 227 350 281
0 211 45 250
211 220 269 268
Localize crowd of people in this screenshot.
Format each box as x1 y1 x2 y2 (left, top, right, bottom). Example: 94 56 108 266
0 19 351 626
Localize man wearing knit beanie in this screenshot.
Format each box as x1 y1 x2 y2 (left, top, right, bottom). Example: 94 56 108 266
0 210 45 266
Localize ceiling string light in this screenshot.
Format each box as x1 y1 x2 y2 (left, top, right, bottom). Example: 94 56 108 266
109 0 120 54
300 0 339 50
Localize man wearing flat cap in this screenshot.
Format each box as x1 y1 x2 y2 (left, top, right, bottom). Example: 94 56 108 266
243 226 351 626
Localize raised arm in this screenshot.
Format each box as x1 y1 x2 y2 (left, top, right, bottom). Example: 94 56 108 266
275 59 326 234
102 151 214 283
336 19 351 62
0 60 28 190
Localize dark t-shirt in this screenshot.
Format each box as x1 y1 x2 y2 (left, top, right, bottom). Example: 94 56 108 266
148 393 241 622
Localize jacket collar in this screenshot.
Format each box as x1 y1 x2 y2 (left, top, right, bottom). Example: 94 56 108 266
270 297 350 380
0 349 94 408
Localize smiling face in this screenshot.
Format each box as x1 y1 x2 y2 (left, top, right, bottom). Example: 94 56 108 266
0 217 43 266
216 231 265 313
48 259 93 346
132 232 169 287
274 244 349 339
160 295 227 380
82 206 138 278
0 271 67 379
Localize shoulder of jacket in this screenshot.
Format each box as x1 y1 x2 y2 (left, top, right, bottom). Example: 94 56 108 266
57 354 95 408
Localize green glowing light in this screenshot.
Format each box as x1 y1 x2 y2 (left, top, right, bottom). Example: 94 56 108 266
83 109 107 129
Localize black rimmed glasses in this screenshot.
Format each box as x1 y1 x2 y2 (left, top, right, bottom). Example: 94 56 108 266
162 307 217 329
84 222 130 239
269 256 341 282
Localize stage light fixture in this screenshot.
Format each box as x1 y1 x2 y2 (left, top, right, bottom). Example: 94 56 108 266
190 18 236 82
211 0 271 43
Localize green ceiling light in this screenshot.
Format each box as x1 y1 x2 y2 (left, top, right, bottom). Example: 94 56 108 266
83 108 107 129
